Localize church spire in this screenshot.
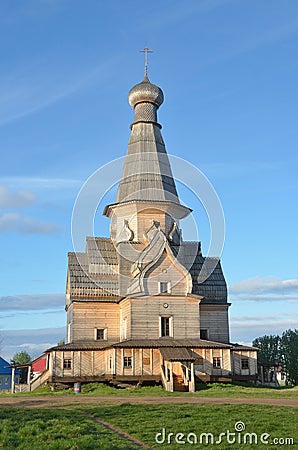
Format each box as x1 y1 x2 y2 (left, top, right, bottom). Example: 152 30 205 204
104 61 191 242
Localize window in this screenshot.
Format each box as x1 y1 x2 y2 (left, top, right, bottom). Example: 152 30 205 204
161 317 170 337
123 356 132 368
200 329 208 340
213 357 221 368
95 328 107 340
0 379 2 385
63 359 72 370
159 281 170 294
5 377 9 385
241 358 249 370
96 329 104 340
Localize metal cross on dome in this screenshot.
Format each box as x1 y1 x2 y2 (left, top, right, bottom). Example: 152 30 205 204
139 47 153 78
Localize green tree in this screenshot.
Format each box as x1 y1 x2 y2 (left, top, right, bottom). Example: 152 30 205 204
252 334 281 363
11 351 31 384
11 351 31 365
280 329 298 386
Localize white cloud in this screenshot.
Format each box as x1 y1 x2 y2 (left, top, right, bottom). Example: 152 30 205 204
230 311 298 343
0 327 65 361
0 212 59 234
229 276 298 302
0 293 65 311
0 185 36 208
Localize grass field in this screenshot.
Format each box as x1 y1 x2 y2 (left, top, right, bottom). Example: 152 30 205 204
1 382 297 400
0 403 297 449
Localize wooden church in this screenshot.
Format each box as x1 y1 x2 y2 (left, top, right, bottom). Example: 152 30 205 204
31 64 257 392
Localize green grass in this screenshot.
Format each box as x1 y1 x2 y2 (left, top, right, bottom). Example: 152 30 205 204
0 404 297 449
33 381 298 399
0 407 140 449
85 403 298 449
1 381 298 399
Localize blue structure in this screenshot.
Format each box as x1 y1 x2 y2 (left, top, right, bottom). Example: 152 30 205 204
0 356 20 391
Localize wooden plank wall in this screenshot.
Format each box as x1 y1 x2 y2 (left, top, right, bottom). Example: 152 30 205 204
52 350 106 378
129 297 200 339
144 251 187 296
72 302 120 342
200 304 230 343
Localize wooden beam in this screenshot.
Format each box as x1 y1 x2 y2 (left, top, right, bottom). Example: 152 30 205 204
11 367 15 394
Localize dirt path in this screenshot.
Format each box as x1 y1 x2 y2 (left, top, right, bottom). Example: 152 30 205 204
0 395 297 408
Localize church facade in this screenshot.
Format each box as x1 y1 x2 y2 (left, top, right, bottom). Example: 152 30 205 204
44 70 257 392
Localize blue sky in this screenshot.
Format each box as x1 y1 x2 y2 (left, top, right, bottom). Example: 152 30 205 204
0 0 297 361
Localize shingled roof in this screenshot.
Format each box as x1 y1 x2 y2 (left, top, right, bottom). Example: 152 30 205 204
171 242 227 303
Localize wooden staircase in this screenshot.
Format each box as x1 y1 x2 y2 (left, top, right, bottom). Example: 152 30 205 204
173 374 188 392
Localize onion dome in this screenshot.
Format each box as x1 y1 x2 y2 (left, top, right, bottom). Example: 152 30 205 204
128 75 164 108
128 76 164 127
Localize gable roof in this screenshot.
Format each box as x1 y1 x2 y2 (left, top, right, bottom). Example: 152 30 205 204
0 356 13 374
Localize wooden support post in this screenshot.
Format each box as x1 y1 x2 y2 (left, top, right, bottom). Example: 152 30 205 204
261 365 264 384
11 367 15 394
165 361 168 381
191 362 194 382
27 365 31 391
203 348 206 373
71 351 74 376
61 351 64 375
78 351 81 377
122 348 124 376
113 348 116 375
150 349 153 375
92 351 94 376
140 348 143 375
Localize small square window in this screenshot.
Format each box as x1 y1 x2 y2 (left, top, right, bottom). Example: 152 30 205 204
241 358 249 370
200 329 208 340
63 359 72 370
159 282 170 294
95 328 107 340
4 377 9 385
123 356 132 368
96 329 104 340
213 357 221 368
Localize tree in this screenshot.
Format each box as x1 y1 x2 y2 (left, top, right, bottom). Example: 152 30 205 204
280 329 298 386
11 351 31 383
252 334 281 363
11 351 31 365
57 339 65 346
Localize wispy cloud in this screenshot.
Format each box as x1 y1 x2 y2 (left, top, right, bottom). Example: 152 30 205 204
0 212 60 234
0 176 82 190
0 293 65 311
0 327 65 361
0 185 36 209
230 312 298 344
229 276 298 302
0 53 122 126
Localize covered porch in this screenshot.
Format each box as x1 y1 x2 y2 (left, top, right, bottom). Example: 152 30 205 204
160 347 197 392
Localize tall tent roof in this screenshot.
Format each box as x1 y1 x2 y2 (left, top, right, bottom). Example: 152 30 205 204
113 75 182 206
